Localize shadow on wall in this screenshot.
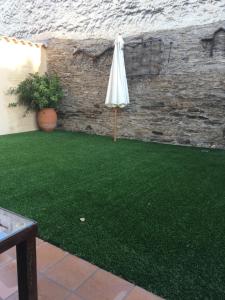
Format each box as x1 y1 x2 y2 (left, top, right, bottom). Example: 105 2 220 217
0 39 46 135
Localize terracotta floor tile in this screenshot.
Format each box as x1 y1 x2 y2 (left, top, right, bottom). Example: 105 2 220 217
4 277 73 300
76 269 134 300
37 242 67 272
0 260 18 299
37 238 44 247
0 253 12 267
5 247 16 259
46 254 97 290
66 294 83 300
125 287 164 300
4 292 18 300
38 276 69 300
0 241 161 300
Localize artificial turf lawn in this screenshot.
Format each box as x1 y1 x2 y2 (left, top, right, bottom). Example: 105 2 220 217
0 131 225 299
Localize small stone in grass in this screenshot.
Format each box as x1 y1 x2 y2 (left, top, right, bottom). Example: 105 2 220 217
80 217 85 222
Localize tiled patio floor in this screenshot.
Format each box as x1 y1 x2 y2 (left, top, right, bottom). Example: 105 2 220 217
0 239 163 300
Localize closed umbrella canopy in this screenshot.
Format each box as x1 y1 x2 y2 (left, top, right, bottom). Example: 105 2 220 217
105 35 129 141
105 35 129 108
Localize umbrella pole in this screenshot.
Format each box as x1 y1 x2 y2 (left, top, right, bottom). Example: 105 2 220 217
113 107 117 142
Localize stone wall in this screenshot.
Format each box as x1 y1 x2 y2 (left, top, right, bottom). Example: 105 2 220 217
47 21 225 148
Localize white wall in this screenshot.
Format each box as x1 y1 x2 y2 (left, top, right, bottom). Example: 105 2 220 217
0 0 225 40
0 39 46 135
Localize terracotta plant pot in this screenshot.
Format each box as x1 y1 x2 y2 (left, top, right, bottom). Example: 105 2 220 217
37 108 57 132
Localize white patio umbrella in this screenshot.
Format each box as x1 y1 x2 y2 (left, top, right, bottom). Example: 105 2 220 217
105 34 129 141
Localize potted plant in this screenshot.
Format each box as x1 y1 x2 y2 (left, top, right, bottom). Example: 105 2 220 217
9 73 64 132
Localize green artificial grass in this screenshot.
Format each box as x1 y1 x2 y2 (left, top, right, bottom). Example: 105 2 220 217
0 131 225 299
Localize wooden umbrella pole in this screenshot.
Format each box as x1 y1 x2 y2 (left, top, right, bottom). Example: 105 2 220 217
113 107 117 142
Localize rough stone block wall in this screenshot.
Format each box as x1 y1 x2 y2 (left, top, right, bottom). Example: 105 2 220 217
1 0 225 40
47 21 225 148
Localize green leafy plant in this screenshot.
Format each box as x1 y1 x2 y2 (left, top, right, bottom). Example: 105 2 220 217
8 73 64 112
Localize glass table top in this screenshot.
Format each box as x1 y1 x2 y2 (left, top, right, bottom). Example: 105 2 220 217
0 208 35 242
